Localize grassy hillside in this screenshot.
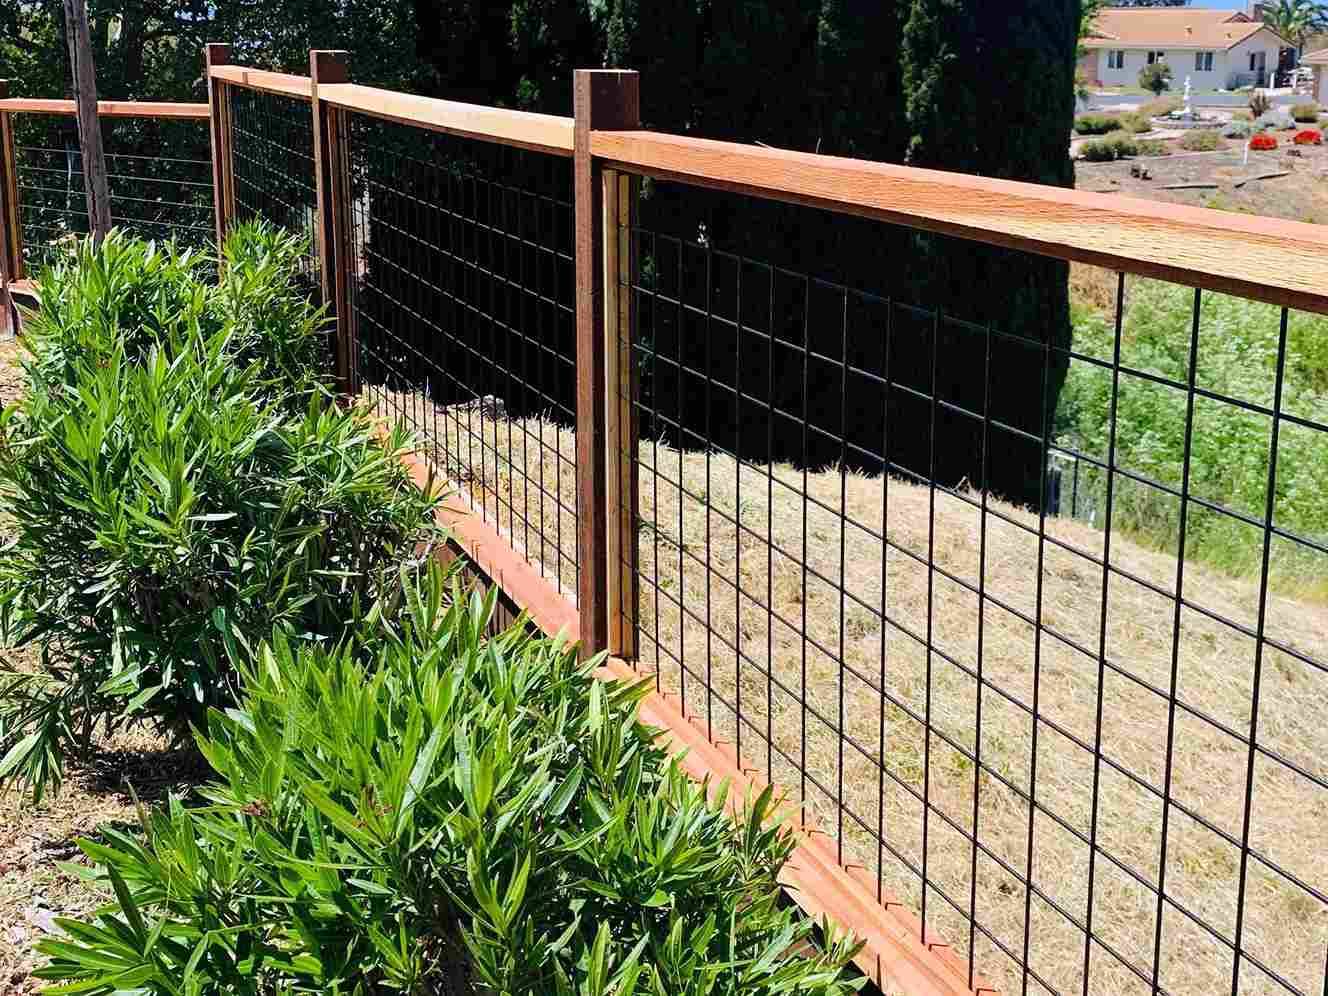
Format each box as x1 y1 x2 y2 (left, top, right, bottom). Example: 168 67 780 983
1061 269 1328 600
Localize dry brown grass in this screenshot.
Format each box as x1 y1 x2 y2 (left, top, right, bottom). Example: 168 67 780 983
0 642 204 994
371 389 1327 996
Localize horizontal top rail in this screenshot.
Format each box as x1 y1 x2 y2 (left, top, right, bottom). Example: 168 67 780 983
0 99 209 118
593 129 1328 316
317 83 573 156
208 66 312 100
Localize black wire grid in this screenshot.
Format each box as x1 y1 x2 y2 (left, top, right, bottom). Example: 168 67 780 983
228 86 319 279
15 123 213 271
346 112 580 599
615 185 1326 996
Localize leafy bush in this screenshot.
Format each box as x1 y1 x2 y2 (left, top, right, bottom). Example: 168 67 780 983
1178 129 1223 151
1074 113 1120 135
1292 102 1320 122
1080 130 1140 161
22 224 323 409
1119 111 1152 134
1223 120 1253 139
1138 62 1173 97
1061 280 1328 590
0 232 440 800
1249 89 1272 118
1250 132 1279 150
1254 110 1296 132
33 568 864 995
1136 138 1169 156
1294 128 1323 145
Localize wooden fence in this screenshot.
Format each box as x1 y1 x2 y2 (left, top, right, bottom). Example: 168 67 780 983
2 48 1328 996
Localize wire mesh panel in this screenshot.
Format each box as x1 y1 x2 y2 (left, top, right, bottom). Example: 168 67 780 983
228 86 318 277
346 113 579 599
613 179 1328 996
14 116 212 271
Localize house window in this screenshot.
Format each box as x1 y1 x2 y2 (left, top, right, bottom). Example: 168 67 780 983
1108 50 1125 69
1148 51 1167 64
1195 51 1214 71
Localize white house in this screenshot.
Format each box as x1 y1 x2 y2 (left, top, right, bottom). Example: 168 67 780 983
1303 48 1328 104
1081 8 1290 90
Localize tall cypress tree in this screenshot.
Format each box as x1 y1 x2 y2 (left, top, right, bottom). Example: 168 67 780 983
901 0 1079 504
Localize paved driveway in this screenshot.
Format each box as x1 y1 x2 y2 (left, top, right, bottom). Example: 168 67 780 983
1090 92 1301 110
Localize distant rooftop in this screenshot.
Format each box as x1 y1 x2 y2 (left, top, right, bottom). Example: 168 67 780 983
1083 7 1287 50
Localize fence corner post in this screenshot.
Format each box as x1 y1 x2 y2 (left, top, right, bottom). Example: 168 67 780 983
204 43 234 252
0 79 20 338
309 49 353 399
573 68 639 660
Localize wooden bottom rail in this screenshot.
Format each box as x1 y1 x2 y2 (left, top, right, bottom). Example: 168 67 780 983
394 437 993 996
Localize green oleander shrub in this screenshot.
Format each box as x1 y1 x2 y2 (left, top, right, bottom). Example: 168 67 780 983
32 566 865 996
0 228 440 801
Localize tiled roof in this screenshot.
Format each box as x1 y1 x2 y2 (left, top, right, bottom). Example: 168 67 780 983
1084 8 1287 51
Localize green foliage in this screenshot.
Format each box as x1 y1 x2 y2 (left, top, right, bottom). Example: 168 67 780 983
0 231 440 801
1061 281 1328 589
1224 120 1254 139
1119 111 1152 134
1074 113 1121 135
34 567 865 996
1138 61 1173 97
1260 0 1328 50
1080 130 1140 161
22 223 323 408
1178 129 1223 152
1292 102 1321 122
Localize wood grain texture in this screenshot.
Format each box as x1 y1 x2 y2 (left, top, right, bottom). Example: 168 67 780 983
0 98 209 118
207 66 312 100
592 130 1328 315
574 70 639 660
602 168 639 659
204 45 234 251
63 0 111 243
309 51 353 396
0 82 23 287
316 83 573 156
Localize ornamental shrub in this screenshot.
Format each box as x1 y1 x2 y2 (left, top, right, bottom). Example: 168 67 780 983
1080 130 1140 161
0 231 440 801
1178 129 1223 152
1294 128 1323 145
1074 113 1119 135
1255 110 1296 132
1292 102 1321 123
33 567 865 996
1139 96 1181 118
1138 61 1173 97
1119 111 1152 134
1223 120 1253 139
1136 138 1170 156
1250 132 1279 150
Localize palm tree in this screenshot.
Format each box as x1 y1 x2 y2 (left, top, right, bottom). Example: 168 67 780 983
1261 0 1328 59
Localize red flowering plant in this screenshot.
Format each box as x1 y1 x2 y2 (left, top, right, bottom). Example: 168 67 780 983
1249 133 1279 150
1293 129 1323 145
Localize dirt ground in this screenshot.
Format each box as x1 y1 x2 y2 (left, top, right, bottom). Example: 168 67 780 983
1076 142 1328 223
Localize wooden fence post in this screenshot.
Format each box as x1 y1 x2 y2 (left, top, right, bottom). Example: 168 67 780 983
309 50 353 398
0 80 22 338
205 43 234 250
573 69 639 659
